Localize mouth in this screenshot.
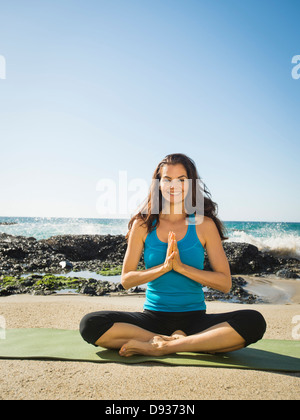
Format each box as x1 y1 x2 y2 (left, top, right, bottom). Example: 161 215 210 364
168 191 182 196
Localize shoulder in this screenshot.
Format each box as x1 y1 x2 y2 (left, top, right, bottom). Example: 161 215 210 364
202 216 218 230
130 218 148 244
195 216 220 248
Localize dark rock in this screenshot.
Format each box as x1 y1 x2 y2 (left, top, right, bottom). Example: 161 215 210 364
0 285 19 296
204 276 259 304
276 268 299 279
0 233 299 285
222 242 259 274
22 278 36 287
80 284 97 296
0 233 60 275
128 286 145 293
116 283 125 292
41 234 127 262
203 242 299 276
0 222 17 225
2 248 28 260
95 285 106 296
108 283 118 292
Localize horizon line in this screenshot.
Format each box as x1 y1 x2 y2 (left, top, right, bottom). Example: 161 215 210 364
0 215 299 224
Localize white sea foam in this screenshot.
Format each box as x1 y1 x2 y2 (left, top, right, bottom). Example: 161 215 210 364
0 218 129 239
227 229 300 260
1 217 299 260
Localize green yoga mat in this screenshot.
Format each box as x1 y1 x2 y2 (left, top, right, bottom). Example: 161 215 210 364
0 328 299 372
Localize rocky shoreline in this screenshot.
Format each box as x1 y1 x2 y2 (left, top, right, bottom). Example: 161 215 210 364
0 222 17 225
0 232 299 302
0 273 258 303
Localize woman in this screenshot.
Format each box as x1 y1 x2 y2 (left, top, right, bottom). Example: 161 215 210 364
80 153 266 357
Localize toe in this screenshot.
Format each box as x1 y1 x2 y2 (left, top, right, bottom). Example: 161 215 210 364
119 346 126 356
172 330 187 337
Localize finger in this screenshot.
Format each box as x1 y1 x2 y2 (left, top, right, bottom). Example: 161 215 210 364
167 238 171 252
168 232 172 251
172 233 176 245
170 234 175 252
167 252 174 261
167 235 173 256
172 238 177 250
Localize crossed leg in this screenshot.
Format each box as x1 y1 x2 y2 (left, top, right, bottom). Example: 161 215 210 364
119 322 246 357
95 323 183 349
95 322 245 357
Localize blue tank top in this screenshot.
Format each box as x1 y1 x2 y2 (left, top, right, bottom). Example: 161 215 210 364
143 214 206 312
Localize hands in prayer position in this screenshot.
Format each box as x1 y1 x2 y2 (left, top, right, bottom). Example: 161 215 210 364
164 231 184 273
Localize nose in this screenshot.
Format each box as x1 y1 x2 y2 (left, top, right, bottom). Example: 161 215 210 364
170 180 182 189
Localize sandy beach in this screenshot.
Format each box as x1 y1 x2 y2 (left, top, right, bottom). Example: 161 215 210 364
0 292 299 400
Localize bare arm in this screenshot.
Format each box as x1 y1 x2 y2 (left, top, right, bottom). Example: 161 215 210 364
121 221 174 290
176 218 232 293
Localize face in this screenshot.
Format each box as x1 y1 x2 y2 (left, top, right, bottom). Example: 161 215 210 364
159 164 189 204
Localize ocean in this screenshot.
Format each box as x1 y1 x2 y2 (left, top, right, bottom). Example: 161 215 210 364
0 216 299 260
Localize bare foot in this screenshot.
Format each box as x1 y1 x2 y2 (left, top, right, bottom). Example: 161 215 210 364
119 336 169 357
171 330 187 340
160 334 180 342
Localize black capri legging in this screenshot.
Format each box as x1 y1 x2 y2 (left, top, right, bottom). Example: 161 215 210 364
79 309 267 348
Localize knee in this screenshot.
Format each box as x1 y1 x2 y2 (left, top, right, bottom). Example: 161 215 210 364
244 310 267 345
79 311 114 346
79 312 101 345
232 310 267 346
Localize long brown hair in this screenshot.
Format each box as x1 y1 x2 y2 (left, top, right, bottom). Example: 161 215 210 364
125 153 228 242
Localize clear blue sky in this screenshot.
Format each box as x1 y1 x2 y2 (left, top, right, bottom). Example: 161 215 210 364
0 0 299 222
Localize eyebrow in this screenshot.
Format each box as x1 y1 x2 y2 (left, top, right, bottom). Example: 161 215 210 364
162 175 188 179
